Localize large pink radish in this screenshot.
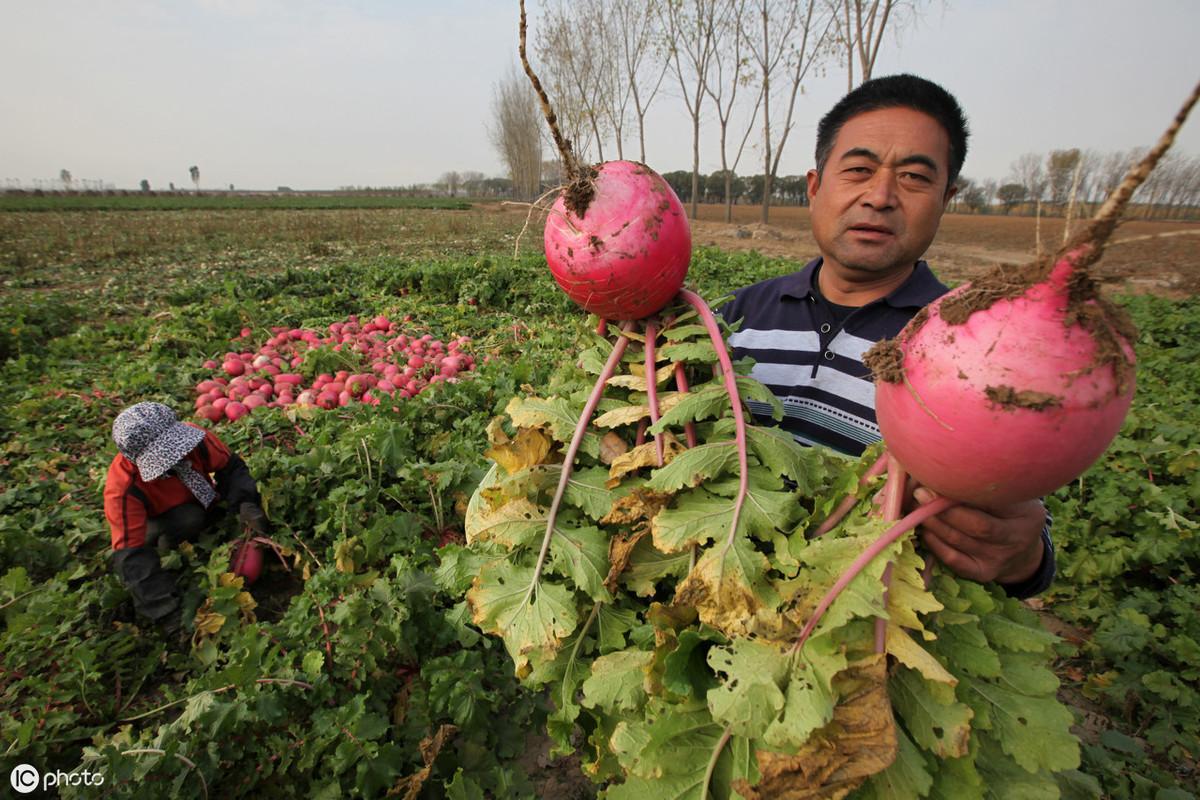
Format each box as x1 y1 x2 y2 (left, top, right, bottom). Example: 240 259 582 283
868 80 1199 507
543 160 691 319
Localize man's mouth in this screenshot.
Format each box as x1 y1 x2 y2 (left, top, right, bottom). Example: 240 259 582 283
847 223 894 235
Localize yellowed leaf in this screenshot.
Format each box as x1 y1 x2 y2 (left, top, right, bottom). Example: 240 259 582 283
335 538 359 573
594 405 650 429
884 624 956 686
193 609 226 636
485 426 552 475
607 434 685 487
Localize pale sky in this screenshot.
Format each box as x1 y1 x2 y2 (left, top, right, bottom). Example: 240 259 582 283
2 0 1198 191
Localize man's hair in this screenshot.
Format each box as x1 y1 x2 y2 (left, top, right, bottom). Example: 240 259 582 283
814 74 969 190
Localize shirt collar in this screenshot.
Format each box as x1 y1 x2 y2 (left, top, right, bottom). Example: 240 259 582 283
780 257 946 309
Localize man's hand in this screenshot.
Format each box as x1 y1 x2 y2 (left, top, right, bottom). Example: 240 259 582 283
912 487 1046 586
238 502 269 536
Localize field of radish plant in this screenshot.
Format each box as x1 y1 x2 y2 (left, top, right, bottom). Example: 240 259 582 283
0 203 1197 798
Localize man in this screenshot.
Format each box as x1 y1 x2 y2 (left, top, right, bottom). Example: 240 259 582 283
722 74 1053 598
104 402 269 633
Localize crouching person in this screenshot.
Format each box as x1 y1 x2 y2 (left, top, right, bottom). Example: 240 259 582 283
103 402 268 634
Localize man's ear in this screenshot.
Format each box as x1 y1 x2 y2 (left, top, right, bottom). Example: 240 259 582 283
943 180 958 207
806 169 821 199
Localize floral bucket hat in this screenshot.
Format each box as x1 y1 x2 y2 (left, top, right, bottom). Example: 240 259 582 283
112 402 206 481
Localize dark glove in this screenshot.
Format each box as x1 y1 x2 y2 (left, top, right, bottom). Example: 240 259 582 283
112 546 181 625
238 502 269 536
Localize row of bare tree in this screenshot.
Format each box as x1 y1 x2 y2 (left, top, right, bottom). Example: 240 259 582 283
950 149 1200 220
489 0 926 222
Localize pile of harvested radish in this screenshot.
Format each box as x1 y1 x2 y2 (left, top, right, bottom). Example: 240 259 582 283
450 8 1199 796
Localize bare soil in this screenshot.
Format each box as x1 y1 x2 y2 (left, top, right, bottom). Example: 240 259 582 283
688 204 1200 297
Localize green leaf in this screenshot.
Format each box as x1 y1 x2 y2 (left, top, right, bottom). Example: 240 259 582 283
744 425 834 493
929 752 985 800
973 737 1061 800
467 561 580 670
646 441 739 493
583 649 654 713
619 536 691 597
567 466 644 521
889 666 974 758
597 605 639 654
648 385 728 434
659 340 717 364
706 638 788 739
858 725 933 799
735 376 783 420
606 703 756 799
302 650 326 679
652 490 735 553
761 633 848 751
549 522 613 602
663 628 723 699
959 677 1080 773
981 613 1058 653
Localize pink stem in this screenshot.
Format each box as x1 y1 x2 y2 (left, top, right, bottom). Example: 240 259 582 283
679 289 748 550
526 323 633 597
674 363 699 448
875 454 906 653
810 451 889 538
644 322 665 467
792 495 956 655
595 317 607 337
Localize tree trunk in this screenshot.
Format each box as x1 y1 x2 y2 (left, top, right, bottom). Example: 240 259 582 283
691 113 701 219
724 172 734 223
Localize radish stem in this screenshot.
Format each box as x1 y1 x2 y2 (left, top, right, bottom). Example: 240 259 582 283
700 723 734 800
874 455 906 653
680 290 749 552
792 495 956 655
673 363 699 448
644 322 665 467
526 323 633 597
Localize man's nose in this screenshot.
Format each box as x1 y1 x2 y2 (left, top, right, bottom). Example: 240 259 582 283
861 169 898 210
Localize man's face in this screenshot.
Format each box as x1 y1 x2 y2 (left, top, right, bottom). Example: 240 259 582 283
807 107 956 280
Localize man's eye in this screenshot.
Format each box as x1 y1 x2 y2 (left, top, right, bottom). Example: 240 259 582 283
901 172 932 183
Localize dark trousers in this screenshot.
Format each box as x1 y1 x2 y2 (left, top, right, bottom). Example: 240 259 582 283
112 503 222 624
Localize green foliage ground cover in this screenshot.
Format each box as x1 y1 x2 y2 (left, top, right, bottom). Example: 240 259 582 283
0 217 1196 797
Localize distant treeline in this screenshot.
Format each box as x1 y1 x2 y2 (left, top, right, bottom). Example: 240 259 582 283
0 191 472 212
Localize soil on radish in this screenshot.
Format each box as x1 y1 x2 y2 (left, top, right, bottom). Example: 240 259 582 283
984 385 1063 411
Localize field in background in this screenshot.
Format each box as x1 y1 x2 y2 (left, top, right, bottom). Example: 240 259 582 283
0 193 471 212
1 202 1197 797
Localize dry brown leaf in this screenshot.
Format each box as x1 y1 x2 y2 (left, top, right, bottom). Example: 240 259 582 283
604 527 651 594
387 724 458 799
601 488 673 527
600 431 630 465
734 655 897 800
485 426 553 475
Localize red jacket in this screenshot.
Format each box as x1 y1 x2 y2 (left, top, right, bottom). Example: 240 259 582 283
104 425 233 550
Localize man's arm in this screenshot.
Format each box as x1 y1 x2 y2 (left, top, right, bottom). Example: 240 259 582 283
912 487 1056 599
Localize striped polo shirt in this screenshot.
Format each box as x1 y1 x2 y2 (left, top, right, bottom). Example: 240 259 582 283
721 257 948 457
